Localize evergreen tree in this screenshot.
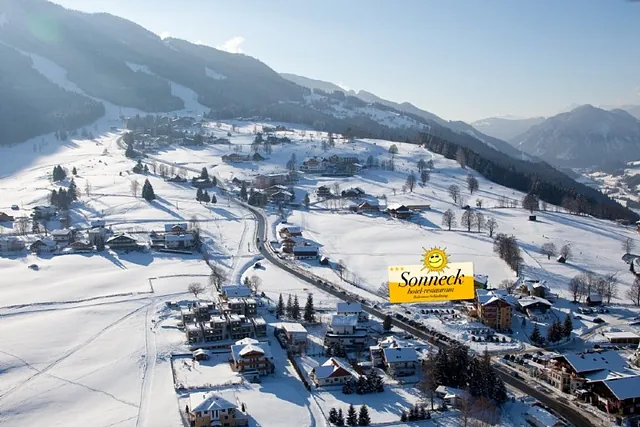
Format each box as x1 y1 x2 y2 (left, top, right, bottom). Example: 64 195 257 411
408 405 418 421
202 190 211 203
95 235 106 251
383 314 392 331
329 408 338 425
336 409 345 426
366 371 384 392
50 189 59 206
201 167 209 180
286 294 293 318
530 323 542 344
303 294 316 323
240 182 248 201
356 375 368 394
357 405 371 426
346 404 358 426
72 167 77 176
419 406 427 420
563 314 573 338
196 188 203 202
211 194 217 204
141 179 156 201
304 193 310 207
143 164 149 174
68 178 78 201
212 176 217 186
292 295 301 320
276 294 285 318
342 379 353 394
400 411 408 422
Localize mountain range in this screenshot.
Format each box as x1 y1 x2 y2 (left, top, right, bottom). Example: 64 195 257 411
0 0 636 221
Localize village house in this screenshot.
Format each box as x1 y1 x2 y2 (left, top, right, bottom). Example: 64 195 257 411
88 227 108 246
202 316 228 342
519 278 552 299
165 234 195 250
382 347 418 377
221 285 252 299
32 205 57 220
254 173 289 190
293 244 319 259
525 406 566 427
341 187 365 198
280 237 298 253
300 157 328 174
588 375 640 416
587 294 603 306
336 302 369 323
603 331 640 345
270 190 293 204
435 386 470 408
324 315 369 351
0 236 25 256
0 212 15 222
252 317 267 337
29 238 56 254
188 391 249 427
69 240 94 252
311 357 359 387
230 338 274 375
226 298 246 316
357 201 380 213
264 185 289 197
279 225 303 238
547 350 632 394
474 274 489 289
51 228 72 245
475 289 513 330
517 296 553 318
222 153 251 163
386 203 412 219
279 322 308 354
106 234 139 251
316 185 332 198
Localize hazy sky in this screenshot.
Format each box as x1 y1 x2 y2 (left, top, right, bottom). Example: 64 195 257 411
52 0 640 122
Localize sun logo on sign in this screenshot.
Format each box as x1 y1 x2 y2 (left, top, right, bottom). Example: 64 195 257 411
422 246 449 274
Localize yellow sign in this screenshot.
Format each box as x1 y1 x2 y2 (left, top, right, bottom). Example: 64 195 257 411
388 247 475 303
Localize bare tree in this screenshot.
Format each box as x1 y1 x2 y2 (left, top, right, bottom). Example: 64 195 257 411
209 265 227 289
15 217 29 236
499 279 517 294
158 164 168 178
249 275 262 294
336 260 346 280
522 193 539 213
540 242 557 260
377 281 390 299
466 175 479 194
601 273 618 304
627 277 640 306
623 238 636 254
560 244 572 260
568 274 588 302
405 172 417 192
188 282 205 299
475 198 483 209
85 180 92 197
152 161 158 174
130 179 140 198
442 209 457 230
169 165 176 177
475 212 485 232
461 210 476 232
485 217 498 237
332 182 340 197
448 184 460 204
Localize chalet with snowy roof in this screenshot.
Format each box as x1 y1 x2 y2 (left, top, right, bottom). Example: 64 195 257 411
164 223 188 234
435 386 470 407
386 203 412 219
324 315 369 351
310 357 359 387
188 391 249 427
293 244 319 259
270 190 293 203
32 205 57 220
587 293 603 306
51 228 72 244
474 289 513 330
517 296 553 317
69 240 94 252
278 225 303 238
357 200 379 212
341 187 365 198
254 173 289 190
230 338 274 375
316 185 332 198
165 233 195 250
277 322 308 354
220 285 252 299
382 347 418 377
525 406 565 427
588 375 640 416
264 184 289 196
300 157 328 173
603 331 640 344
336 302 369 322
280 237 298 253
106 234 139 251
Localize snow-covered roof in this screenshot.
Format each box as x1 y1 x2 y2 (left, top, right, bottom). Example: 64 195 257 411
518 296 553 308
221 285 251 298
312 357 357 380
190 391 238 413
192 349 207 357
244 298 257 305
474 274 488 285
186 323 200 332
228 297 244 304
239 344 265 357
331 314 358 327
235 337 259 346
164 223 188 232
526 406 561 426
293 245 319 253
584 370 632 382
603 331 640 340
588 293 603 302
230 342 272 361
386 203 408 211
476 289 513 306
252 317 267 326
279 225 302 233
435 385 469 399
337 302 362 314
228 314 242 322
556 350 629 374
602 376 640 401
383 347 418 363
51 228 71 236
280 322 307 333
165 234 194 242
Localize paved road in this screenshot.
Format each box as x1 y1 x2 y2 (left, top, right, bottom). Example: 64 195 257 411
244 203 595 427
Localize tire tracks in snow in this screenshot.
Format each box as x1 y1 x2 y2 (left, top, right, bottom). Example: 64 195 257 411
136 304 159 427
0 300 152 403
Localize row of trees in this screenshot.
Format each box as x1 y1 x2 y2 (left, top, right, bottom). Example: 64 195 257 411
195 188 217 203
493 233 522 273
342 371 384 395
328 404 370 426
50 178 79 210
129 179 156 201
400 404 431 422
530 314 573 345
275 293 316 323
441 209 498 236
446 177 480 206
52 165 68 182
568 272 618 303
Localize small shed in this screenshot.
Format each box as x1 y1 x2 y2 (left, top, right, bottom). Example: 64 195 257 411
586 294 603 306
192 349 209 361
556 255 566 263
529 215 537 221
320 256 329 265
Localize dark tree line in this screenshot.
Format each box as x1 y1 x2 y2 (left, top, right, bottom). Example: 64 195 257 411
342 371 384 395
493 233 523 273
52 165 67 182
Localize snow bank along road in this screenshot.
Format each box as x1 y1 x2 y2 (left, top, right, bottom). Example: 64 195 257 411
242 204 596 427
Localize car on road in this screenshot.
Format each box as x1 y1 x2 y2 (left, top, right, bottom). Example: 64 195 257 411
11 205 19 210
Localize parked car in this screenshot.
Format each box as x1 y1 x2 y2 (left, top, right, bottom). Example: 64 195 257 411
11 205 19 210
